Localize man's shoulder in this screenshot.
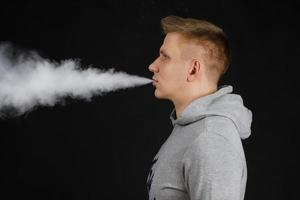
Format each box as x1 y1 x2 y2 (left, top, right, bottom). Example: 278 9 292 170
204 116 239 141
188 116 245 160
183 115 237 136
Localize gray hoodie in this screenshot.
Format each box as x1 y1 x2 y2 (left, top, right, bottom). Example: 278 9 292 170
146 85 253 200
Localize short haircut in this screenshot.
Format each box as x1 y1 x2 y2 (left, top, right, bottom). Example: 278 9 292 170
161 15 231 84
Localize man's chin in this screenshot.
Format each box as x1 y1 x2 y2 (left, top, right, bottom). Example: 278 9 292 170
154 90 166 99
154 95 164 99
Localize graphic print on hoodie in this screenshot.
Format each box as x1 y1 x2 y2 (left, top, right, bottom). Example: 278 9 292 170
146 85 253 200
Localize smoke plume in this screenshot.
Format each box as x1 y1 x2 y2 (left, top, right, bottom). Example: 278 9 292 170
0 42 152 117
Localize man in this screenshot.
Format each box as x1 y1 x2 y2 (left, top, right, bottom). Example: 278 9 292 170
146 16 253 200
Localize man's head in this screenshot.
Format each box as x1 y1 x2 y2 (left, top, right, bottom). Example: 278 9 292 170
149 15 230 102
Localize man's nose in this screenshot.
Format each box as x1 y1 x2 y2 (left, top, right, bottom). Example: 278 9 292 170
148 59 159 73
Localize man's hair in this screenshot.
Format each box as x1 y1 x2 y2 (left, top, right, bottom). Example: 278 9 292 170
161 15 231 84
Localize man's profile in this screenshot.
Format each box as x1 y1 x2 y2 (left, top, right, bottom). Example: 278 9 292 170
146 16 253 200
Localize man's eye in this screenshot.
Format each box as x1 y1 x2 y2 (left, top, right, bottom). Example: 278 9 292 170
161 54 168 59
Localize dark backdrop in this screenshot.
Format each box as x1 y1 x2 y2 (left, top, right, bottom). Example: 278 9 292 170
0 1 299 200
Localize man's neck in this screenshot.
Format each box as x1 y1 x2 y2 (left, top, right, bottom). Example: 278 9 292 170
173 86 218 119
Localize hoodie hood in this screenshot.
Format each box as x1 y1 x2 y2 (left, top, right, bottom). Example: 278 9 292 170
170 85 252 139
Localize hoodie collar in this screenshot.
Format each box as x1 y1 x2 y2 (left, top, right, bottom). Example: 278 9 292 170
169 85 252 139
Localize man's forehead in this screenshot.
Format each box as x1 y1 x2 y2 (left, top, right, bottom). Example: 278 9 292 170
165 32 185 41
159 45 167 53
159 33 184 53
160 33 200 57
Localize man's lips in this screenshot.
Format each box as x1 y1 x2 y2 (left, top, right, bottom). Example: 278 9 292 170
152 77 158 82
152 78 158 86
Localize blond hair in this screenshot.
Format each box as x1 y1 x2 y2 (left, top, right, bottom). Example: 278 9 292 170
161 15 231 84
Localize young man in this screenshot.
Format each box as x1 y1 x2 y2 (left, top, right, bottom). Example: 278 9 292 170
146 16 253 200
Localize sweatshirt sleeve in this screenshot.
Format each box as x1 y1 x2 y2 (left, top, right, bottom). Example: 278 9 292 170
181 131 244 200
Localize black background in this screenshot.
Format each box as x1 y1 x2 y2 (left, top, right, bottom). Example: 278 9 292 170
0 0 299 200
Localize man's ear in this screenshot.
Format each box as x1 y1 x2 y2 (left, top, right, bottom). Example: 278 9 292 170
187 59 201 82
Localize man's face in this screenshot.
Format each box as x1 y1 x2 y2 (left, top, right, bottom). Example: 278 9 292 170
148 32 189 101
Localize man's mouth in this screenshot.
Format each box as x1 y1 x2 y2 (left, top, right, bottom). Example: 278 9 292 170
152 78 158 86
152 77 158 82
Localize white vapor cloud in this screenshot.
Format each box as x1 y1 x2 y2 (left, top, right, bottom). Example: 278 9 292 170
0 42 152 117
